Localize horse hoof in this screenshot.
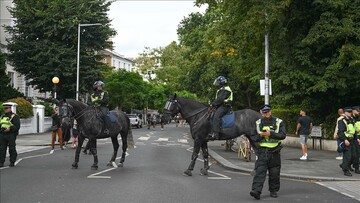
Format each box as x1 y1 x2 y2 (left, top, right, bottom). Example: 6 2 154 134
118 163 123 167
200 168 208 176
106 162 112 167
82 150 88 155
91 165 98 170
72 163 78 169
183 170 192 176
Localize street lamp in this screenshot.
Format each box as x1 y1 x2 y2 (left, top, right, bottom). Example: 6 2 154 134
76 23 102 100
52 76 60 99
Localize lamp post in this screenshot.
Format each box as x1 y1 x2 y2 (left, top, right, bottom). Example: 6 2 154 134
76 23 102 101
52 76 60 99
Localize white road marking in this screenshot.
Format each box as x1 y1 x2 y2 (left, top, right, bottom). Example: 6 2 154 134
138 136 150 141
155 138 170 142
207 170 231 180
178 139 188 144
87 153 129 179
1 152 51 170
317 181 360 201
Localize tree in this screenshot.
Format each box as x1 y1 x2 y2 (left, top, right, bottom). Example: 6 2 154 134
0 50 24 101
105 69 148 111
5 0 116 99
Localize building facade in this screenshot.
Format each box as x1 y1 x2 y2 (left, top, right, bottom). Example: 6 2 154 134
1 0 49 103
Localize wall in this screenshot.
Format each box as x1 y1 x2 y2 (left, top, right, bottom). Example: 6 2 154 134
282 136 337 151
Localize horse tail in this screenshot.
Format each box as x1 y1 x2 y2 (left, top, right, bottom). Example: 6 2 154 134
126 116 135 149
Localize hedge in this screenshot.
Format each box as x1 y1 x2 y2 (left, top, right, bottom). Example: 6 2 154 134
271 108 299 135
7 97 33 118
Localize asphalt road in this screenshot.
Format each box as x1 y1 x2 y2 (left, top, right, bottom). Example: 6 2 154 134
0 124 358 203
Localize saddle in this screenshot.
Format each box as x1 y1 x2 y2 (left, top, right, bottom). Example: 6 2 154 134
209 109 235 129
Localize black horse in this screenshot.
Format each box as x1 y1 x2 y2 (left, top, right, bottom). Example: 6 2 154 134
60 103 73 146
58 99 131 170
164 94 261 176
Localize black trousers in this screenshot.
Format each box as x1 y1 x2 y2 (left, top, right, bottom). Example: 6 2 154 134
0 134 17 164
213 106 230 133
342 140 358 171
252 149 281 194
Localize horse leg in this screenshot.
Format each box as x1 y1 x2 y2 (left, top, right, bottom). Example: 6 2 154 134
107 136 119 167
184 139 201 176
119 132 128 167
72 134 85 169
90 139 98 170
200 140 210 176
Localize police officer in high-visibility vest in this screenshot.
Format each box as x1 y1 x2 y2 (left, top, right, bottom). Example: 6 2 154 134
338 107 358 176
208 76 233 140
90 81 110 134
0 103 21 167
351 106 360 174
250 105 286 200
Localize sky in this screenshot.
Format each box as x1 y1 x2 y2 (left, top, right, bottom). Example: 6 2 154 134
108 1 207 58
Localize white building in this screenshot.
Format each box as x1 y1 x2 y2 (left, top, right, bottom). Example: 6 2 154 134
101 49 134 72
1 0 49 103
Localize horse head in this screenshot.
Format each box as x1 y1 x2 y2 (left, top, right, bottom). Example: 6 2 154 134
164 94 181 117
57 99 73 128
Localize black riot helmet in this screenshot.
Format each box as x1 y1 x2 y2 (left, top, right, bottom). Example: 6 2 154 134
213 76 227 87
93 81 105 90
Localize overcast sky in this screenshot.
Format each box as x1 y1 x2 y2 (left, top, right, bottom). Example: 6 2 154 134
108 1 206 58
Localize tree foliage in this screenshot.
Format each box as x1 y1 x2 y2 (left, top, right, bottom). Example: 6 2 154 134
0 50 24 101
5 0 116 99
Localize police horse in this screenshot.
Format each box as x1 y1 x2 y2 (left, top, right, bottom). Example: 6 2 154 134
165 94 261 176
58 99 131 170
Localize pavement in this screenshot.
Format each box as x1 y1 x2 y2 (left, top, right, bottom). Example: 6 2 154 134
12 130 360 181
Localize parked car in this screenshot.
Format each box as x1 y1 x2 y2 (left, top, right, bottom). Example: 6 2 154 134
127 114 142 128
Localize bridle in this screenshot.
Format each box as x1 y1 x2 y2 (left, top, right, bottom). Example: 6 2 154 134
165 99 209 121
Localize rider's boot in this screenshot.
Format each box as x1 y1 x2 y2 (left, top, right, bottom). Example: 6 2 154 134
207 131 220 140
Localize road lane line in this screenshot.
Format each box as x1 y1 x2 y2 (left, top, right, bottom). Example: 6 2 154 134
207 170 231 180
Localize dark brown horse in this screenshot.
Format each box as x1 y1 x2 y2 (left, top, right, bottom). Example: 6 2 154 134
58 99 131 170
164 94 261 176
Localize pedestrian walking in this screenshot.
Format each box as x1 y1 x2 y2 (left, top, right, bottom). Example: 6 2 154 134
160 114 165 130
72 120 79 149
147 113 151 130
0 103 21 167
250 104 286 200
334 108 344 160
337 107 357 176
51 107 64 153
296 109 313 160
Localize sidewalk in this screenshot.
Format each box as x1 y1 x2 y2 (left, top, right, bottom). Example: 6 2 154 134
208 141 360 181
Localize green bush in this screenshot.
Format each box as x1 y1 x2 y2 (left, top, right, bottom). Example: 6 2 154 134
37 101 53 116
7 97 33 118
271 108 299 135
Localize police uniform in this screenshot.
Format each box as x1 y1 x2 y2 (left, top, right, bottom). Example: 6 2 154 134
0 104 21 167
338 107 358 176
250 105 286 200
209 76 233 140
353 106 360 173
90 81 110 134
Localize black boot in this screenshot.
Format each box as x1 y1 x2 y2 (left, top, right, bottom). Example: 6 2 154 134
250 191 260 200
9 162 15 167
344 170 352 176
207 132 219 140
270 192 278 198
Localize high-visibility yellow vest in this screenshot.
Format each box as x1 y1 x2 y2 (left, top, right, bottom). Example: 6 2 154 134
216 86 233 103
0 114 15 129
256 118 282 148
354 119 360 135
343 119 355 138
91 91 105 107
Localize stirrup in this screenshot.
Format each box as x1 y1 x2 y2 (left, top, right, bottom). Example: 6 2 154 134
104 129 109 134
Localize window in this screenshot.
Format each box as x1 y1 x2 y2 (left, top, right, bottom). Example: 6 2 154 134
7 71 15 87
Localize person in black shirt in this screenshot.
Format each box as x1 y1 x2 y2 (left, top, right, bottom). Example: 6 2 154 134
296 109 313 160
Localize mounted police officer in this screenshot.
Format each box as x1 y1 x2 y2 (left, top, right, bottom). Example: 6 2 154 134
250 105 286 200
90 81 110 135
0 103 21 167
207 76 233 140
338 107 358 176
